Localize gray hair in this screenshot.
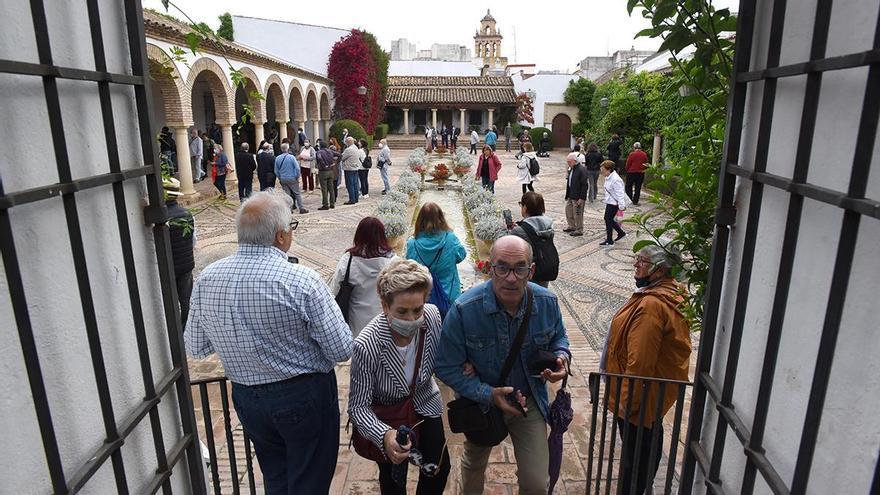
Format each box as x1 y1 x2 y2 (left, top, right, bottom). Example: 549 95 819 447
638 244 680 273
376 259 433 304
236 191 294 245
241 142 249 151
280 142 290 153
633 142 642 149
345 136 355 146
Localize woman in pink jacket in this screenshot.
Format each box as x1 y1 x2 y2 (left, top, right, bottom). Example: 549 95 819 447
475 145 503 193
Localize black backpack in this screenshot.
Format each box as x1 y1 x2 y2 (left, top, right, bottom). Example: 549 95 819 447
528 156 540 176
518 221 558 282
362 155 373 169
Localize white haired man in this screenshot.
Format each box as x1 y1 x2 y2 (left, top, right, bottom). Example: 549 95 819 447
341 136 362 204
185 191 352 493
274 142 308 214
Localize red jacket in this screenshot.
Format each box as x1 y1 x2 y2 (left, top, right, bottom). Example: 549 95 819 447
626 149 649 173
475 153 503 182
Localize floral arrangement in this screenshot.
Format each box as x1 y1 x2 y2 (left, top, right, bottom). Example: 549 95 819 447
473 216 506 242
435 144 448 154
471 202 501 220
474 259 492 275
463 187 495 211
377 198 406 216
386 190 410 204
407 148 428 175
380 211 409 238
395 172 421 197
453 163 472 177
430 163 451 180
453 147 474 169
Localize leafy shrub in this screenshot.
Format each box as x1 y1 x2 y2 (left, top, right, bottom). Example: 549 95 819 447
329 120 372 148
379 211 408 238
529 127 551 147
377 199 406 216
463 187 494 211
395 173 421 197
473 216 506 242
387 190 409 204
374 123 389 140
471 202 501 221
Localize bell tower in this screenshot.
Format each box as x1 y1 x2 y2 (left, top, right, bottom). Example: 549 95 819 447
474 9 505 69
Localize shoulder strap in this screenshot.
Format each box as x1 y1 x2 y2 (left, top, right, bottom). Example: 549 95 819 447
343 253 354 283
497 288 533 386
408 327 427 393
517 221 539 244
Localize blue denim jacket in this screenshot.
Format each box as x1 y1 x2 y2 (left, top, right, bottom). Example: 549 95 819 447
434 281 570 421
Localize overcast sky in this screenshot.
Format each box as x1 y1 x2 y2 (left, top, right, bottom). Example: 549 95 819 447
143 0 739 71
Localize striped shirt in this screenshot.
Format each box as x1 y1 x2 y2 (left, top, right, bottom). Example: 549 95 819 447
348 305 443 449
185 244 353 386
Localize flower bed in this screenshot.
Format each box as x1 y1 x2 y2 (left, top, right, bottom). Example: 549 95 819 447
460 175 506 258
376 166 424 253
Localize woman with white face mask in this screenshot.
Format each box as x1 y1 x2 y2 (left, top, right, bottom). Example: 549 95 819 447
348 259 450 494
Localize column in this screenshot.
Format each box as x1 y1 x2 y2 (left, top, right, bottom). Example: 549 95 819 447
431 108 438 129
221 124 237 184
403 108 410 134
312 120 320 144
278 121 288 142
324 120 331 140
459 108 467 132
653 132 662 166
254 122 264 147
487 108 495 129
173 126 198 198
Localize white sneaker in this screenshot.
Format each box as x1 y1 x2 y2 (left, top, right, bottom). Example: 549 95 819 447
363 194 369 199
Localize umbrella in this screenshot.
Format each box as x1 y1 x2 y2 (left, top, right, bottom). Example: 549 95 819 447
548 353 574 495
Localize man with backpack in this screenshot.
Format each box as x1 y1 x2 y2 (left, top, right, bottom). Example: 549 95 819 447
509 192 558 288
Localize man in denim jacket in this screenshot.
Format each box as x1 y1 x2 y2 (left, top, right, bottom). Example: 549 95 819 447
435 235 570 495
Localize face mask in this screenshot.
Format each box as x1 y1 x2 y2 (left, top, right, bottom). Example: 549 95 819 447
304 143 311 148
379 143 385 148
389 314 424 337
635 276 653 288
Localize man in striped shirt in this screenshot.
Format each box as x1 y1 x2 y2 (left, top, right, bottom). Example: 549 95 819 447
185 190 352 494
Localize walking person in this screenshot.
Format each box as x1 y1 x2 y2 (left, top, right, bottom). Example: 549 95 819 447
341 137 362 204
256 141 276 191
298 140 316 192
185 191 353 494
357 138 371 199
235 142 257 201
377 138 392 194
202 132 216 180
563 152 587 237
625 142 649 205
600 160 627 246
441 126 449 147
163 178 195 326
475 145 503 193
583 143 604 203
316 141 340 210
607 133 623 174
212 144 229 200
451 126 460 150
469 128 479 154
189 128 203 182
504 123 512 152
485 127 498 151
517 142 537 194
425 126 433 151
406 202 468 307
348 259 451 494
297 127 307 151
274 143 309 214
602 245 691 495
329 217 398 336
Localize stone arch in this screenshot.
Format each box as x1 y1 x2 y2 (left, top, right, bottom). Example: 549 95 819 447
319 88 331 120
186 57 234 124
235 66 265 123
305 84 319 120
145 43 192 126
263 74 288 123
288 79 306 123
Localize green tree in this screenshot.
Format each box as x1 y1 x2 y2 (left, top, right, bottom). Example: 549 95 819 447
563 78 596 137
217 12 233 41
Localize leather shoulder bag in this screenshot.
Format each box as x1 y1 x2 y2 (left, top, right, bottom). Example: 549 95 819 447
334 254 355 323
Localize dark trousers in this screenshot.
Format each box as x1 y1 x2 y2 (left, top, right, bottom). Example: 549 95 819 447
176 271 193 328
470 143 477 154
481 175 494 193
214 174 226 196
626 172 645 204
585 170 600 202
377 416 450 495
358 168 370 195
617 418 663 495
489 143 496 151
318 170 336 207
238 175 253 201
344 170 360 203
301 167 314 191
521 182 534 194
259 172 276 191
604 204 626 242
231 372 340 495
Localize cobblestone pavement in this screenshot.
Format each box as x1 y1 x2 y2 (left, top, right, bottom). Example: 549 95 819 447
186 145 696 494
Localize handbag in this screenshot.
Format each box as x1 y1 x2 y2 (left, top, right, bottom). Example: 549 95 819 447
334 254 355 323
352 327 426 462
446 289 533 447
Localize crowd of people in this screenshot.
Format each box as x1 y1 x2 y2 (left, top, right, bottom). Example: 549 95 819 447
177 128 688 495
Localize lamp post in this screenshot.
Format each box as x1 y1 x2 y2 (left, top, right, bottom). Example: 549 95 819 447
600 97 609 108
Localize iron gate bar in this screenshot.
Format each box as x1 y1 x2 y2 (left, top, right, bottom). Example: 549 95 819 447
0 59 144 84
678 0 758 492
29 0 131 490
663 387 687 495
736 49 880 81
143 433 193 494
198 383 223 495
790 7 880 491
125 0 207 491
219 384 241 495
0 166 154 210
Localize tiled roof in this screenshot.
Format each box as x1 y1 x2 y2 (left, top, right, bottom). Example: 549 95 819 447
386 76 516 105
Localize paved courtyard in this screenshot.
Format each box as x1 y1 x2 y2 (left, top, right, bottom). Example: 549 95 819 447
186 143 695 494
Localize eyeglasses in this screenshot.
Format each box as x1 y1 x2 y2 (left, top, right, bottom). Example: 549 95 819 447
634 256 652 265
289 220 299 232
491 264 531 279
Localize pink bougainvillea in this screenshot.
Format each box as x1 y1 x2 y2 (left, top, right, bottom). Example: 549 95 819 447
327 30 383 134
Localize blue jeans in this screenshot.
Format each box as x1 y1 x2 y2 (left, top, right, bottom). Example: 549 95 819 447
481 175 494 193
231 372 340 495
344 170 360 203
379 163 391 192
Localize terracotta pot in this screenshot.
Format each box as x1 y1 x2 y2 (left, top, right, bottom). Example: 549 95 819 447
387 235 407 254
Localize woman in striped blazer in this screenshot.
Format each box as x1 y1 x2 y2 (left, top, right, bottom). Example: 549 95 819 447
348 259 450 494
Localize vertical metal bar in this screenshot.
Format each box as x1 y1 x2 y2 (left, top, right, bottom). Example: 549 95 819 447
198 384 221 495
872 447 880 495
679 0 758 491
123 1 206 491
83 1 172 493
645 382 666 494
708 0 789 487
604 377 624 495
29 0 129 490
741 1 834 492
242 431 256 495
586 373 600 491
628 381 650 495
219 382 240 495
664 385 687 495
790 10 880 492
0 180 68 493
616 377 637 495
596 376 612 494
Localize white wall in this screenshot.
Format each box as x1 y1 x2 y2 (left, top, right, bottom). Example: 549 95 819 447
0 0 192 491
697 0 880 493
511 73 580 128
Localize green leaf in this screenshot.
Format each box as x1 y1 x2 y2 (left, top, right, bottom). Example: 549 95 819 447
632 239 657 253
185 32 202 55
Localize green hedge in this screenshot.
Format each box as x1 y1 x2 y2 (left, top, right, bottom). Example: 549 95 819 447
329 119 372 148
374 123 389 140
529 127 551 148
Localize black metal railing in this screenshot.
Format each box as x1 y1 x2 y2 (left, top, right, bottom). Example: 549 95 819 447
191 376 258 495
586 372 693 495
